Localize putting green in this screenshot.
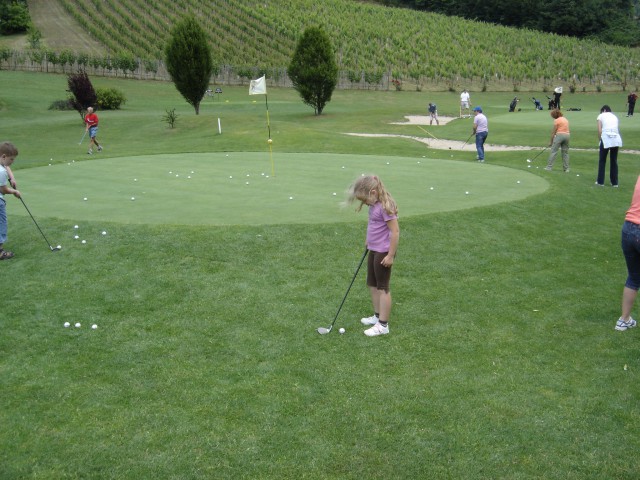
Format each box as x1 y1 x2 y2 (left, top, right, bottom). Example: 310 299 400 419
11 153 548 226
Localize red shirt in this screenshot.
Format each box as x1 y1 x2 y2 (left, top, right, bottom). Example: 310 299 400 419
85 113 99 127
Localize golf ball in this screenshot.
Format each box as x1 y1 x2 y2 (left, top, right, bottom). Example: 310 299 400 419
74 235 79 239
339 328 345 334
102 231 107 235
517 181 521 184
75 322 81 328
82 240 87 244
64 322 70 328
465 191 470 195
91 324 98 330
134 178 138 182
56 245 62 250
267 139 273 144
289 196 293 200
83 197 87 201
74 225 79 229
332 192 337 196
246 181 250 185
131 197 135 201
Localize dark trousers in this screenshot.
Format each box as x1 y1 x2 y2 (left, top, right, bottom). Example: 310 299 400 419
628 102 636 116
597 142 619 186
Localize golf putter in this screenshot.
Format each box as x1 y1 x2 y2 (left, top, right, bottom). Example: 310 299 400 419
318 248 368 335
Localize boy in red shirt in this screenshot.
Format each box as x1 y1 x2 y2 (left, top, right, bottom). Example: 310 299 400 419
84 107 102 155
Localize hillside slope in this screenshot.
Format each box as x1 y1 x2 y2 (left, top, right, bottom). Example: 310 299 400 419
17 0 640 87
26 0 104 54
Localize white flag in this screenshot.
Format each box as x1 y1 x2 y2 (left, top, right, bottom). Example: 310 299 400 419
249 75 267 95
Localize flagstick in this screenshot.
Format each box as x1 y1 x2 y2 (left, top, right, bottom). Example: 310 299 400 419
265 95 275 177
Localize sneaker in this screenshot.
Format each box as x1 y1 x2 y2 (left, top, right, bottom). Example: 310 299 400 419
361 315 379 326
615 317 637 331
364 322 389 337
544 166 552 171
87 149 93 155
595 182 604 187
564 168 570 173
97 145 103 152
613 184 619 188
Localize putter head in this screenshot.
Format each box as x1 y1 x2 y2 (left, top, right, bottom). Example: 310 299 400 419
317 326 332 335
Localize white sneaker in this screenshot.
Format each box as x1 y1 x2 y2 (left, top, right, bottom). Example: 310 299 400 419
360 315 378 325
97 145 103 152
87 149 93 155
364 322 389 336
615 317 637 331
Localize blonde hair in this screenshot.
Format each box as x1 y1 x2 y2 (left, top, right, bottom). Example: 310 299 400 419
0 141 18 157
347 174 397 215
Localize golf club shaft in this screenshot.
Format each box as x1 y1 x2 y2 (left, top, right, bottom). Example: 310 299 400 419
416 124 439 141
531 146 548 161
461 132 474 149
19 197 55 249
329 248 369 329
79 130 87 145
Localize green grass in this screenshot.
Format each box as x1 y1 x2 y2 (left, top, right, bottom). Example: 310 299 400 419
1 71 640 479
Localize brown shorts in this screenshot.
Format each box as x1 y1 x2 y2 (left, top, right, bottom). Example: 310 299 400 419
367 250 392 292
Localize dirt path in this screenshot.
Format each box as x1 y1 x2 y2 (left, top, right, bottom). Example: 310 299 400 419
27 0 104 54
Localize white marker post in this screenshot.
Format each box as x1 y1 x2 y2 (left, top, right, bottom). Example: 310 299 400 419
218 118 222 135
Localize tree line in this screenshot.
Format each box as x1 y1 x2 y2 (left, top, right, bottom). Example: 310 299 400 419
378 0 640 46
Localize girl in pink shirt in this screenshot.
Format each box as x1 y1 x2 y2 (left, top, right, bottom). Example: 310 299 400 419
347 175 399 337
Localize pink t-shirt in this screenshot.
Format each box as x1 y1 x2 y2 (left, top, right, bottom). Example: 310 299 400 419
367 202 397 253
625 176 640 224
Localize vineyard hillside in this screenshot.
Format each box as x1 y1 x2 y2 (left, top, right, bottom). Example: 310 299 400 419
11 0 640 89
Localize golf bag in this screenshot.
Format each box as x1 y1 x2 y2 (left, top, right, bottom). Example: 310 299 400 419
531 97 543 110
546 95 556 110
509 97 519 112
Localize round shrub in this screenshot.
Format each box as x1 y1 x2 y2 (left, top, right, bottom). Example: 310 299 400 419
96 87 127 110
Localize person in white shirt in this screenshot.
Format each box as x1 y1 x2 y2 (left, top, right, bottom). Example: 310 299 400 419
596 105 623 187
460 89 471 117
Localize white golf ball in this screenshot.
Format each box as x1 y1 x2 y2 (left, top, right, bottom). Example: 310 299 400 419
74 225 79 229
131 197 135 201
517 181 521 184
75 322 81 328
74 235 79 239
339 328 345 334
82 240 87 244
176 174 179 177
56 245 62 250
246 181 250 185
289 196 293 200
64 322 70 328
91 324 98 330
83 197 87 201
187 176 191 179
386 162 390 165
332 192 337 196
102 231 107 235
134 179 138 182
465 191 470 195
229 176 233 179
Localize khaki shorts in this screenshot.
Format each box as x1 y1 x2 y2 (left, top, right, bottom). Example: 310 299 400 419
367 250 392 293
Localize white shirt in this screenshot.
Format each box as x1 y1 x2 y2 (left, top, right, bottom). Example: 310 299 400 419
460 92 470 103
597 111 622 148
0 165 8 201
